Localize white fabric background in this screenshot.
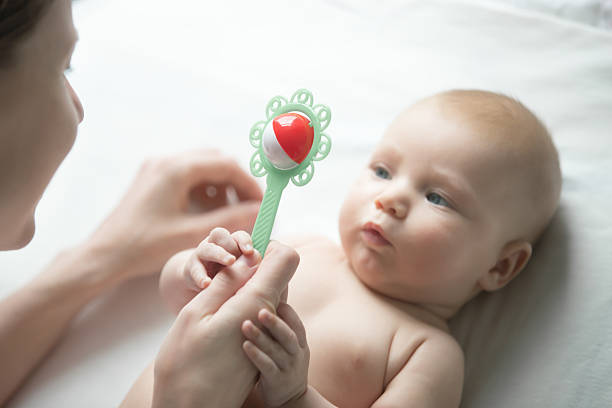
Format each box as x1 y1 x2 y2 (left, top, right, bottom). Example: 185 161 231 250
1 0 611 406
484 0 612 29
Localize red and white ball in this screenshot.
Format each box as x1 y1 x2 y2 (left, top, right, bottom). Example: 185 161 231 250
263 112 314 170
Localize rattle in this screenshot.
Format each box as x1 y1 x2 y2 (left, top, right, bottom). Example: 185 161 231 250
248 89 332 255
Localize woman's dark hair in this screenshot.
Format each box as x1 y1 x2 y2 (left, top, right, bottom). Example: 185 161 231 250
0 0 54 67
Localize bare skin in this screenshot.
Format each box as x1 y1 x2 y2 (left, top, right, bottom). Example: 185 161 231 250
273 236 464 408
0 0 266 405
151 92 560 408
121 239 300 408
154 233 463 408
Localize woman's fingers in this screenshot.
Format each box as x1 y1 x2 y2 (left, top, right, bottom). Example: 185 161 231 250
177 150 263 202
245 241 300 308
182 201 260 248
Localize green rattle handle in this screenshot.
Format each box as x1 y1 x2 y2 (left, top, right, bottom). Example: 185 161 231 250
252 172 290 256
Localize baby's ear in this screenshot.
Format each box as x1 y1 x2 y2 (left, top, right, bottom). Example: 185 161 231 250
478 240 532 292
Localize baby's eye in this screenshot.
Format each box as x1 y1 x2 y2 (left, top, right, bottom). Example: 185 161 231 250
426 192 451 208
374 166 391 180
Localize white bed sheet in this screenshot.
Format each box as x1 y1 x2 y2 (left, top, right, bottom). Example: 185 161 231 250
1 0 611 406
482 0 612 29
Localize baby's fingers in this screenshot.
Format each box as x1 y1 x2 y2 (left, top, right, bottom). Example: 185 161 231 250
188 260 211 290
196 241 236 266
231 230 254 256
258 308 301 356
243 340 279 377
183 253 211 290
242 319 288 370
206 227 240 256
277 303 308 349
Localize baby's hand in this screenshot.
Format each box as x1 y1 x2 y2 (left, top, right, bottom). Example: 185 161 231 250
241 303 310 408
160 227 261 314
184 227 258 291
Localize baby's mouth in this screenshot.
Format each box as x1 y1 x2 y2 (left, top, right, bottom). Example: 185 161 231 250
361 222 392 246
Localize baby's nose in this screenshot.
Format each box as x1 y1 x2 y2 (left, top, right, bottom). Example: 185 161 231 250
374 196 408 219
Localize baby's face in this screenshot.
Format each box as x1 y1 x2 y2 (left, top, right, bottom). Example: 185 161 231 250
338 102 520 308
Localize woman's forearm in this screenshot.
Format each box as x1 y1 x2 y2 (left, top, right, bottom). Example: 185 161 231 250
0 242 122 405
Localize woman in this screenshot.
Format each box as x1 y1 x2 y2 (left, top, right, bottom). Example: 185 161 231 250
0 1 299 406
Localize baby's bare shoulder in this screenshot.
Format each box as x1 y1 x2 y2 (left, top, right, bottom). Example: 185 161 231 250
381 322 464 406
400 319 462 364
414 328 463 364
390 319 462 367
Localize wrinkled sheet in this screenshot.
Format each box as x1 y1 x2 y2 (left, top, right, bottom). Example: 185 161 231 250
1 0 611 406
485 0 612 29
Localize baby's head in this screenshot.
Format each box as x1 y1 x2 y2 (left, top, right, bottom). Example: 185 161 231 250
338 90 561 318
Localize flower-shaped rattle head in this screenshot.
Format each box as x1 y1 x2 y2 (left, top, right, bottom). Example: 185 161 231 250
248 89 332 254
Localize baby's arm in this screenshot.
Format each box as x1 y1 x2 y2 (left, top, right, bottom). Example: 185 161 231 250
371 332 464 408
159 228 258 314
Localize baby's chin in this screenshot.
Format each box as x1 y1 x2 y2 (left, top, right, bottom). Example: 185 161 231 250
347 246 390 284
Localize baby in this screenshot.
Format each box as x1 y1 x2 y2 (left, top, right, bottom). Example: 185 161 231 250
159 89 562 407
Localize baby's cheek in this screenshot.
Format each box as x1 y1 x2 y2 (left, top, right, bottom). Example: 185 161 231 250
415 219 455 248
406 222 459 267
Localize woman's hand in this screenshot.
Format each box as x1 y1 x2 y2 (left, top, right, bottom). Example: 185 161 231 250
82 149 262 286
152 241 300 408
